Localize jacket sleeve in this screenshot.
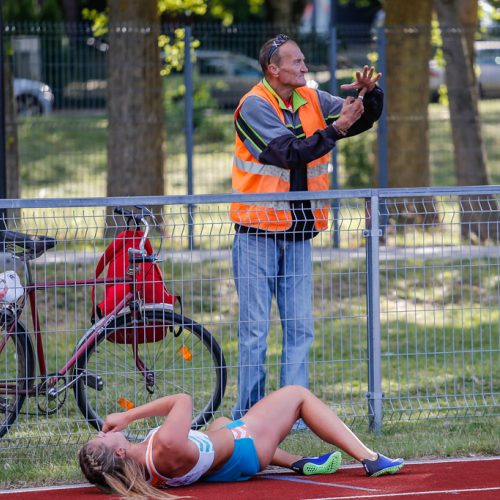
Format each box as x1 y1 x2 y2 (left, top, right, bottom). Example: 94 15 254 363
345 86 384 137
258 125 344 169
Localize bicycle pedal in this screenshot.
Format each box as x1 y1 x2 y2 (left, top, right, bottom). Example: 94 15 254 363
83 372 103 391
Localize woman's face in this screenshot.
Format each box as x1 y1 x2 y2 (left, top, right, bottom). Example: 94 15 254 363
89 431 130 454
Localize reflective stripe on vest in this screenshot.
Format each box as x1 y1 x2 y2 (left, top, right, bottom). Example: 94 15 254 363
308 163 329 179
230 83 330 232
232 188 291 211
233 157 328 183
311 199 330 210
233 156 291 183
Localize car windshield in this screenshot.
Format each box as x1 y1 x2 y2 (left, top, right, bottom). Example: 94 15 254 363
198 57 226 75
476 48 500 65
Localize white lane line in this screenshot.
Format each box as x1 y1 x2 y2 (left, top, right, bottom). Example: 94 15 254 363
0 484 93 494
259 475 377 492
302 486 500 500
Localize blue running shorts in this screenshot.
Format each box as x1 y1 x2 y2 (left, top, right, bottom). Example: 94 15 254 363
204 420 260 482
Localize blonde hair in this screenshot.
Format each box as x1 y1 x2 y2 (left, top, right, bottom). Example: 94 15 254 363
78 441 184 499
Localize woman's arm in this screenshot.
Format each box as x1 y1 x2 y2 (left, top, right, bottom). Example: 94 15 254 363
102 393 193 434
154 393 193 449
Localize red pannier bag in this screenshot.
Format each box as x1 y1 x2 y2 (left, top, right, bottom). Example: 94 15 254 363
91 229 177 343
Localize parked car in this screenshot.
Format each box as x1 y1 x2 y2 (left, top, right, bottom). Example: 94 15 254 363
430 40 500 99
475 40 500 98
429 59 443 101
14 78 54 115
192 50 262 108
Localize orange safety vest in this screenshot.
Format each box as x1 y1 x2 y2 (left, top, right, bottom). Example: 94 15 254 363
230 82 330 232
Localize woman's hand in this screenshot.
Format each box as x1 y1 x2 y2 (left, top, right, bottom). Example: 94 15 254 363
340 65 381 96
102 412 130 433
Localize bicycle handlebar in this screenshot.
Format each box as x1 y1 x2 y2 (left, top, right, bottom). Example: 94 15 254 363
114 206 155 227
114 206 158 261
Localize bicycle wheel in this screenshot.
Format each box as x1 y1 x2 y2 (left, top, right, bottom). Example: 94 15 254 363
74 311 227 433
0 320 34 438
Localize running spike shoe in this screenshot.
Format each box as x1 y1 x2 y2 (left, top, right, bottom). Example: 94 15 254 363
291 451 342 476
362 453 404 477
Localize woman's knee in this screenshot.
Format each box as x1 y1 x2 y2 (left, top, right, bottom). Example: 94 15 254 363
278 385 310 399
207 416 232 431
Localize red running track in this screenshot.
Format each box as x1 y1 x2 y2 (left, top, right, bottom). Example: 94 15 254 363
1 458 499 500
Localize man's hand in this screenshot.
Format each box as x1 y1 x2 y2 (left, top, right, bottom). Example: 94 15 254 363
334 96 365 132
102 412 130 433
340 65 382 96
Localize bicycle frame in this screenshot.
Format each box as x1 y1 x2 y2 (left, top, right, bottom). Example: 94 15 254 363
1 210 157 397
1 271 133 396
1 208 227 436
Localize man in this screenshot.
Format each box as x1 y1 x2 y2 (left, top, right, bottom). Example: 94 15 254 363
230 34 383 422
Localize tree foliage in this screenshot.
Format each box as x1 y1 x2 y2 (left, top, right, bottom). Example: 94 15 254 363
2 0 63 22
83 0 266 30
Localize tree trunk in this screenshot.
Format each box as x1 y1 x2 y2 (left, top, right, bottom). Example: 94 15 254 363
435 0 498 242
457 0 477 68
107 0 165 199
60 0 79 24
385 0 436 224
264 0 307 24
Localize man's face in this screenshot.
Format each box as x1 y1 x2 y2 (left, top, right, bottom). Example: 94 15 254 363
273 41 308 88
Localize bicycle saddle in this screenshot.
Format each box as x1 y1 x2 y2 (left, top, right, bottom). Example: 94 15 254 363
1 230 57 257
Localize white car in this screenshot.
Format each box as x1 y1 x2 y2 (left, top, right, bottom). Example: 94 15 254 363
430 40 500 99
475 40 500 98
13 78 54 115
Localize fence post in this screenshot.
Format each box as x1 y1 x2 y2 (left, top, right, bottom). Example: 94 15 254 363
184 22 195 249
365 194 383 433
376 27 388 240
0 3 7 233
329 0 340 248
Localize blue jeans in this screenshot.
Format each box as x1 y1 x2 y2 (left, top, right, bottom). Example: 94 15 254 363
231 232 314 420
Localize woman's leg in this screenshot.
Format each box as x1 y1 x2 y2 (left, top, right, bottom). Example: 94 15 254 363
208 414 301 468
243 385 377 467
270 448 302 468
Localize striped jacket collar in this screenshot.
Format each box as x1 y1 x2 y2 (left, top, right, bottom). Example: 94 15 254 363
262 78 308 112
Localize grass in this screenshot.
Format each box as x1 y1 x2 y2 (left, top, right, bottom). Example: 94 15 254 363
1 252 498 439
429 99 500 186
282 418 500 464
0 250 498 488
16 98 500 199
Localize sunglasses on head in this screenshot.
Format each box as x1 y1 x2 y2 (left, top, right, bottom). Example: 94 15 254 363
267 34 289 64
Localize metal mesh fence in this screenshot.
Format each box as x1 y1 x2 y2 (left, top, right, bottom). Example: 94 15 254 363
7 22 500 200
0 187 498 455
5 21 380 198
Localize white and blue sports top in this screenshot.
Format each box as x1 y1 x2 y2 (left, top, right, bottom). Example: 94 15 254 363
144 427 215 487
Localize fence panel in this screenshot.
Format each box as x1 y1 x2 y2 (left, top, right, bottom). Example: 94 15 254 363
0 187 498 457
1 22 385 198
5 22 500 201
378 190 500 422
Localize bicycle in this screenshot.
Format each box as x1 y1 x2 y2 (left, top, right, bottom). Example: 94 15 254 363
0 206 227 438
